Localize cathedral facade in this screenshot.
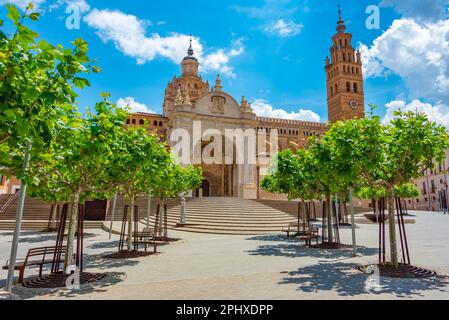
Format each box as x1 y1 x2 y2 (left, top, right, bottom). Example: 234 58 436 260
125 13 365 199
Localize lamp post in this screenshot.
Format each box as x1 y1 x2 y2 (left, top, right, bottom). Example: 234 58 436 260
146 191 152 230
6 141 31 292
349 187 357 257
180 193 186 225
109 193 118 240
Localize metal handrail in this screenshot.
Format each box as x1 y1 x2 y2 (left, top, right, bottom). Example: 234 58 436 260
0 192 20 213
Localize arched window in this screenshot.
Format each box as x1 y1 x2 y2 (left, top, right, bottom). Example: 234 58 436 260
346 82 351 92
132 119 136 125
330 86 334 97
352 66 355 74
154 120 158 126
342 54 346 62
159 121 163 126
126 119 130 124
334 83 338 93
343 65 346 73
353 83 358 93
139 119 144 125
348 53 351 62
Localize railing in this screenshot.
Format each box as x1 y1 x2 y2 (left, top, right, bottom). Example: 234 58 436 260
0 192 20 214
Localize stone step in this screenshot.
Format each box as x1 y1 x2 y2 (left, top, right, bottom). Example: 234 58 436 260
0 220 103 230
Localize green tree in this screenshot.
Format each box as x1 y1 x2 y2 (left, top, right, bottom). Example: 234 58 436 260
0 4 98 178
39 97 127 272
151 160 203 239
325 109 449 267
108 125 170 251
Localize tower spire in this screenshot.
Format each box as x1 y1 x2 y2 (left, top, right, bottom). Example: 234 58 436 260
187 33 194 56
336 4 346 33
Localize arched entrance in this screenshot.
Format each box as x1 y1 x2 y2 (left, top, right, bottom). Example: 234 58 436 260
195 179 211 197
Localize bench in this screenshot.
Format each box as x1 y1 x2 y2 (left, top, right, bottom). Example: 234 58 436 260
130 228 157 252
3 246 66 284
298 226 320 247
281 223 300 237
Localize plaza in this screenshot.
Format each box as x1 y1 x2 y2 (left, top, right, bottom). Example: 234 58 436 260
1 211 448 300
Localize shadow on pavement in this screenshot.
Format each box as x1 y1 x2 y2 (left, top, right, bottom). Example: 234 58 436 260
279 261 449 298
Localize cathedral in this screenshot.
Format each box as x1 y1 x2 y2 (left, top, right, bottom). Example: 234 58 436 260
123 11 365 200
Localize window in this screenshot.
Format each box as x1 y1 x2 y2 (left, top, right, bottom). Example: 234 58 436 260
425 197 428 202
139 119 144 125
422 182 427 195
330 87 334 97
348 53 351 62
353 83 358 93
159 121 163 126
431 180 436 193
126 119 130 124
356 68 359 74
131 119 136 125
352 66 355 74
416 199 419 203
154 120 158 126
335 83 338 93
346 82 351 92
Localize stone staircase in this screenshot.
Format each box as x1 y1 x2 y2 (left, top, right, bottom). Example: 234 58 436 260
0 194 102 230
134 197 297 235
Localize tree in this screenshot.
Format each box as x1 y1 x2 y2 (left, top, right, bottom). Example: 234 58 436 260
150 160 203 239
325 109 449 267
107 125 170 251
37 97 127 272
0 4 98 178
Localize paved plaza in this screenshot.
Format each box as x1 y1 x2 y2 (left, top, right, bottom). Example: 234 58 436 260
1 211 449 300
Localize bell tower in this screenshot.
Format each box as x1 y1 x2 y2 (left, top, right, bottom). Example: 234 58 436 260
326 7 365 123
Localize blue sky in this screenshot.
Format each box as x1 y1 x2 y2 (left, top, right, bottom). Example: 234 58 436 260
1 0 449 124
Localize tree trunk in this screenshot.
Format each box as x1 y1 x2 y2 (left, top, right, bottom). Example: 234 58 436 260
387 187 399 268
127 195 135 251
158 198 165 237
64 189 80 274
326 193 333 243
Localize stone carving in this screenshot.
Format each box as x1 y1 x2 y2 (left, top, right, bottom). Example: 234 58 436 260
174 88 183 106
211 95 225 114
182 89 192 105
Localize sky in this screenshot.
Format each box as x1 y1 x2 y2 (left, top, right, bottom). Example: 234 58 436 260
1 0 449 125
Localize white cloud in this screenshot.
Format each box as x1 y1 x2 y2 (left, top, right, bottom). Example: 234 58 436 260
57 0 90 13
117 97 156 114
380 0 449 22
383 99 449 127
251 99 320 122
84 9 244 78
264 19 303 37
359 18 449 103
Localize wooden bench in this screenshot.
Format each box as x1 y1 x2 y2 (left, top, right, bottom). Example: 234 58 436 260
130 228 157 252
298 226 320 247
3 246 66 284
281 223 300 237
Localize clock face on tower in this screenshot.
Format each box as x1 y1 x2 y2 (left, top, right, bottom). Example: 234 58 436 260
349 99 358 110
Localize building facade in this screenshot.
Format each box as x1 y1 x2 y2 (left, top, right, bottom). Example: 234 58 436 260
407 150 449 211
125 13 365 199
